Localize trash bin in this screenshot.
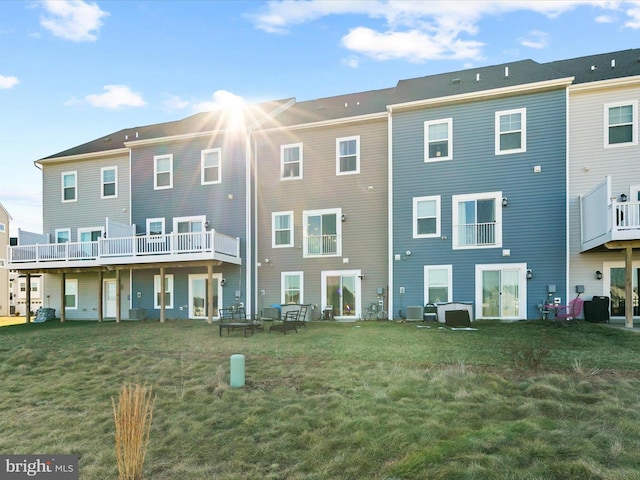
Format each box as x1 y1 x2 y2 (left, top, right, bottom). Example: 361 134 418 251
583 296 610 323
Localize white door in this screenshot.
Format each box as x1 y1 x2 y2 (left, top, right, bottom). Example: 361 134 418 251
188 274 222 318
321 270 361 319
475 264 527 319
104 280 117 318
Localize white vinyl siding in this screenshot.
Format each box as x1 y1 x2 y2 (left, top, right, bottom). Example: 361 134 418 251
61 171 77 202
272 211 294 248
413 195 440 238
495 108 526 155
605 101 637 147
281 143 302 180
336 136 360 175
154 154 173 190
424 118 452 161
101 166 118 198
201 148 222 184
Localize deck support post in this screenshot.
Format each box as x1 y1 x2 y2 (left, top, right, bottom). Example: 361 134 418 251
25 273 31 323
625 246 634 329
98 271 103 323
60 273 66 323
160 267 166 323
115 269 121 324
207 264 214 324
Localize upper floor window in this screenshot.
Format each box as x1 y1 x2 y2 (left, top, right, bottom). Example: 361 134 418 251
425 119 452 161
272 211 293 248
452 192 502 249
281 143 302 180
413 196 441 238
336 136 360 175
201 148 221 185
282 271 303 305
424 265 452 304
0 223 5 233
605 102 637 147
154 154 173 190
303 208 341 257
101 166 118 198
495 108 526 155
62 171 77 202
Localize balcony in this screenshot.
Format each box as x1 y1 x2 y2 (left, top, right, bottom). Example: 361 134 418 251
7 230 241 270
580 176 640 251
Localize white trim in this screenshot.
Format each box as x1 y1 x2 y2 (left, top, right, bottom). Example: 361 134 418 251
100 166 118 199
602 261 640 319
261 111 388 133
320 269 362 319
423 265 453 304
78 226 104 242
603 100 638 148
475 263 527 320
146 218 165 235
452 191 502 249
36 148 128 166
201 148 222 185
154 274 174 309
104 279 117 318
495 108 526 155
154 154 173 190
172 215 205 233
61 171 77 203
65 278 78 310
272 211 294 248
55 228 71 243
336 135 360 175
424 118 453 162
281 271 304 305
413 195 441 238
280 143 303 180
303 208 342 258
188 273 223 319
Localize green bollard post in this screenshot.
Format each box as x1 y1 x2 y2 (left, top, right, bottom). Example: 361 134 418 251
230 354 245 388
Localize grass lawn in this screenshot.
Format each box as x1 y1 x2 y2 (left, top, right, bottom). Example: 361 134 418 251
1 319 640 479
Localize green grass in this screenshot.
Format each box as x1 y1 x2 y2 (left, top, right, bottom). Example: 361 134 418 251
1 319 640 479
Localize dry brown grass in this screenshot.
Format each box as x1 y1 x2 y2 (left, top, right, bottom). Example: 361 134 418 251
112 384 156 480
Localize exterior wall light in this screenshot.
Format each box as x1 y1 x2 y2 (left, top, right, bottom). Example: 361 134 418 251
502 197 508 207
526 269 533 280
595 270 603 280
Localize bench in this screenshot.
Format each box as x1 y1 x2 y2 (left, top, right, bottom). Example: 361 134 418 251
219 307 263 336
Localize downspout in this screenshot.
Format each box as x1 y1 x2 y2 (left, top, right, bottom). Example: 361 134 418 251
387 105 394 320
245 126 253 315
565 86 571 315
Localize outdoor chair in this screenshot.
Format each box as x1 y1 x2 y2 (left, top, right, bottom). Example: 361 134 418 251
269 308 300 334
219 307 262 336
554 297 584 326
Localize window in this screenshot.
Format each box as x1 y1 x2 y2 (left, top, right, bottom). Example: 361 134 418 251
55 229 70 243
0 259 5 268
0 223 5 233
146 218 165 236
272 211 294 248
336 136 360 174
282 272 303 305
201 148 221 184
413 196 441 238
425 119 452 161
495 108 526 154
452 192 502 249
101 166 118 198
605 102 637 146
61 171 77 202
424 265 452 304
65 279 78 309
154 274 174 309
154 154 173 189
281 143 302 179
303 208 341 257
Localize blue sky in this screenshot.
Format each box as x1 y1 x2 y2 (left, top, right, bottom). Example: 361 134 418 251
1 0 639 235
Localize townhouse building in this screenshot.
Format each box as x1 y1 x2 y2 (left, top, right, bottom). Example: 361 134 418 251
0 202 10 316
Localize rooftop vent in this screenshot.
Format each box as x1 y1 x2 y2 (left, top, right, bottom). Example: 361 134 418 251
504 66 509 78
452 78 462 85
590 65 597 71
475 73 480 82
611 59 616 68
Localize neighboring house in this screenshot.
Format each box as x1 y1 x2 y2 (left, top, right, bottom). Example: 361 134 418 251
11 273 43 316
0 202 10 316
555 49 640 326
254 89 393 320
389 60 573 320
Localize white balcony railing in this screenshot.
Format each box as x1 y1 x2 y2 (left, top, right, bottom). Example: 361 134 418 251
8 230 241 266
304 234 340 256
455 222 497 247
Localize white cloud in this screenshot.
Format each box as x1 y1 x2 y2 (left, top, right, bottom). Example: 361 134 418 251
161 94 191 111
342 55 361 68
0 75 19 89
84 85 146 110
519 30 549 49
39 0 109 42
249 1 637 62
193 90 245 113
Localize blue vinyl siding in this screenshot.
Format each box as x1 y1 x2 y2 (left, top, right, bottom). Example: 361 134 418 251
392 89 567 319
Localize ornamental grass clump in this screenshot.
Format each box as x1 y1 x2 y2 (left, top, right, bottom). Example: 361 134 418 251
112 383 156 480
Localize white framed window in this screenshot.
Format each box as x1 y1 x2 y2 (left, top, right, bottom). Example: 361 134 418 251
154 154 173 189
605 101 637 147
281 143 302 180
495 108 526 155
201 148 221 185
452 192 502 249
78 227 104 242
101 166 118 198
173 215 205 234
425 118 452 161
282 271 303 305
272 211 294 248
424 265 452 304
61 171 77 202
303 208 341 257
413 195 441 238
0 223 5 233
336 136 360 175
154 274 174 309
55 228 71 243
65 279 78 309
146 218 165 236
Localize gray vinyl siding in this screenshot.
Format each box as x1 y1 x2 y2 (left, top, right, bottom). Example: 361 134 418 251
42 153 131 240
568 84 640 307
392 89 568 319
255 117 388 317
